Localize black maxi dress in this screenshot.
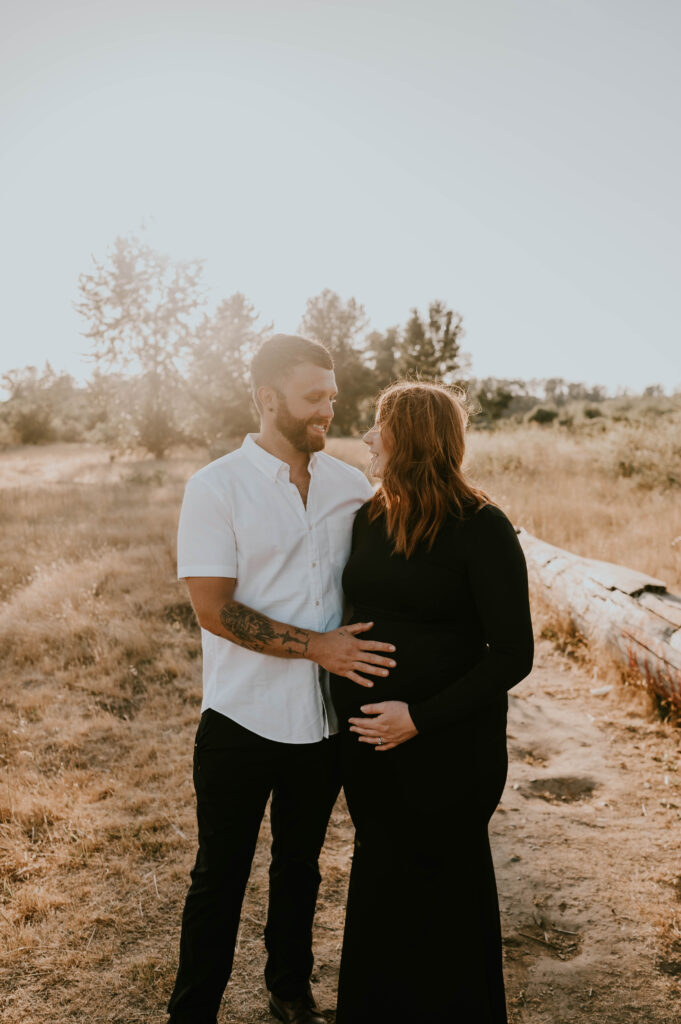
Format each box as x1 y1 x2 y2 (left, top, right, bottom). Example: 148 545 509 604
330 501 534 1024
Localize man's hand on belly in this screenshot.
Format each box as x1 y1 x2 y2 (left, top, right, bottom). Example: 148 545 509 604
308 623 397 688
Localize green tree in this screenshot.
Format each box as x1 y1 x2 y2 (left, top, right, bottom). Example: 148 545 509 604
543 378 569 407
84 370 145 447
75 233 204 457
366 326 401 392
186 293 268 444
300 289 373 433
470 377 536 424
398 300 464 381
474 379 514 423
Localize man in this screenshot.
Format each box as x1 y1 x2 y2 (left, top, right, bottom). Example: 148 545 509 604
167 334 397 1024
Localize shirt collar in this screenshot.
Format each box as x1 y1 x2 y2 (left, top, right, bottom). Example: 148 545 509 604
241 433 318 482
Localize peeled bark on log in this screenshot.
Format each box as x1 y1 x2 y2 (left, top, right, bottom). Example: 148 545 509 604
517 528 681 707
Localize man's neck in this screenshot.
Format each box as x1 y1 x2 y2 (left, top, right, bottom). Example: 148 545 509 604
254 429 310 479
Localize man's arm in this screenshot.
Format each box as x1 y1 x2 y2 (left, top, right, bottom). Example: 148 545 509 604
186 578 396 688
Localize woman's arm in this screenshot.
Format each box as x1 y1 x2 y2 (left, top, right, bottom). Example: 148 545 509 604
408 505 534 733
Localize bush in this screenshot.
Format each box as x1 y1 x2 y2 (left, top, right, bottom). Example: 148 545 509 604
11 406 55 444
1 365 91 445
609 420 681 489
528 406 559 425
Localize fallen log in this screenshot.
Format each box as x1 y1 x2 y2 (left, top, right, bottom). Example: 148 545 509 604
517 529 681 708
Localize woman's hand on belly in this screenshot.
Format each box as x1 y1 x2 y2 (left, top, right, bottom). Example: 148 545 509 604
348 700 418 751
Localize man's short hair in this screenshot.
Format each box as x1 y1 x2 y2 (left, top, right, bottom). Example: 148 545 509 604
251 334 334 398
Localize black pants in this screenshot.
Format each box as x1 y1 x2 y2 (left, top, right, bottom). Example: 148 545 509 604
167 709 341 1024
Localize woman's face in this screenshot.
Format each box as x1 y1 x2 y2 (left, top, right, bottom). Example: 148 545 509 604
363 419 390 478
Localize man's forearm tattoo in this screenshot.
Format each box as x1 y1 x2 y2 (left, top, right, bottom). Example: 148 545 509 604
219 602 310 657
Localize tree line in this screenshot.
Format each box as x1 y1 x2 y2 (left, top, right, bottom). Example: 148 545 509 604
0 232 644 457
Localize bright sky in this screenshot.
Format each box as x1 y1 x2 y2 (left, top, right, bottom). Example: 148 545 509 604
1 0 680 392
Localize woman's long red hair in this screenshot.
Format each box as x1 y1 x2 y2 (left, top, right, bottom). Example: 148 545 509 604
368 380 489 557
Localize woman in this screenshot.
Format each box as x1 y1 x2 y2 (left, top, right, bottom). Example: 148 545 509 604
330 381 534 1024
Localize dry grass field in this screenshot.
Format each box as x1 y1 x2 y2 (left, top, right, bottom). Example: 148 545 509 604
1 421 680 1022
464 419 681 594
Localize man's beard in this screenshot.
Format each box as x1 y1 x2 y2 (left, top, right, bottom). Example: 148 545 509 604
274 395 328 453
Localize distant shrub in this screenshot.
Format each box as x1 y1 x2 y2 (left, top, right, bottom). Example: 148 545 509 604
609 421 681 489
1 365 90 445
0 417 15 447
583 406 603 419
124 467 166 487
12 406 55 444
528 407 559 425
639 401 676 418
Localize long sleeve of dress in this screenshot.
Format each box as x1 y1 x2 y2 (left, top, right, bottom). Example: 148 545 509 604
408 506 534 733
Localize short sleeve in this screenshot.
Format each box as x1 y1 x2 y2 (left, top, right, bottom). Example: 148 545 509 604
177 475 237 579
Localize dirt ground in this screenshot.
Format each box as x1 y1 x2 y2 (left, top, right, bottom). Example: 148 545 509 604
194 638 681 1024
2 443 680 1022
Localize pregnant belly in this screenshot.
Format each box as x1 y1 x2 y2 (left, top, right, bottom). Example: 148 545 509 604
330 613 483 722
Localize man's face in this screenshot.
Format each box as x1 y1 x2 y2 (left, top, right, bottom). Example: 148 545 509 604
271 363 337 453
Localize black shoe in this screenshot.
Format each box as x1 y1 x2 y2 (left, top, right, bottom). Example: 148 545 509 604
268 985 325 1024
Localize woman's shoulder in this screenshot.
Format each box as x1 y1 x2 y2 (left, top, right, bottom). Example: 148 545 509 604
443 498 503 523
469 501 513 525
458 503 526 568
449 500 518 539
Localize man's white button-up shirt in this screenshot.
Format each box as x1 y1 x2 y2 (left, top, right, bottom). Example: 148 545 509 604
177 434 374 743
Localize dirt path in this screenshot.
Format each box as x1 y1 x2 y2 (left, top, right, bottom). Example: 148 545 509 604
495 642 681 1023
217 639 681 1023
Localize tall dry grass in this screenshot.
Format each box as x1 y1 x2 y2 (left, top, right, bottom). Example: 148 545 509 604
465 420 681 593
0 446 204 1022
0 422 679 1021
330 419 681 593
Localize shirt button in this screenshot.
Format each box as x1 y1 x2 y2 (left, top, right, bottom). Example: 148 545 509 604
315 600 320 606
312 561 316 567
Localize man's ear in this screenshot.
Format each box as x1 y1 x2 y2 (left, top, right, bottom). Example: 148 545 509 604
257 385 277 413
